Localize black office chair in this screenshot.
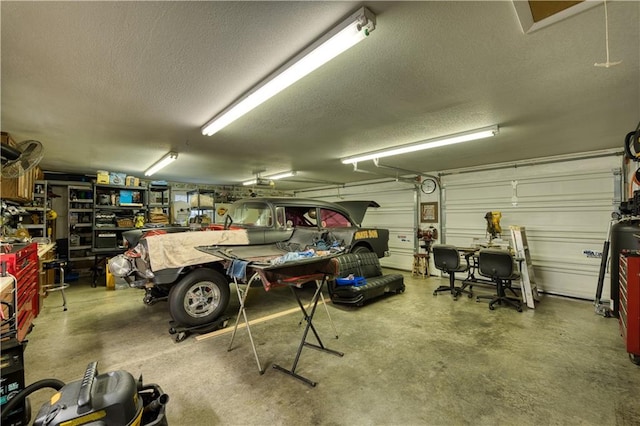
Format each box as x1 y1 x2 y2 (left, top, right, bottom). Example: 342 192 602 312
476 249 522 312
432 244 473 300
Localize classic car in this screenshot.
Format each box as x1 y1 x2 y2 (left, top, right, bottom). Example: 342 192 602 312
109 197 389 327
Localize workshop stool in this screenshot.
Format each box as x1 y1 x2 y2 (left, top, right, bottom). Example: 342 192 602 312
412 253 430 278
42 259 70 311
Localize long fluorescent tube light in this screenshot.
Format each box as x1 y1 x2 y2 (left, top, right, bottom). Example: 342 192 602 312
144 151 178 176
242 171 297 186
201 7 376 137
267 170 297 180
341 125 500 164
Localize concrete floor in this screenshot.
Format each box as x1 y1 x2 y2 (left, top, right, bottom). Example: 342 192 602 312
20 271 640 425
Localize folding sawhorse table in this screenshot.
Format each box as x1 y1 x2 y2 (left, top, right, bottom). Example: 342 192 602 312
222 254 344 387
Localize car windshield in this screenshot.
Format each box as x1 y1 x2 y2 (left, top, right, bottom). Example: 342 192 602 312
227 201 273 227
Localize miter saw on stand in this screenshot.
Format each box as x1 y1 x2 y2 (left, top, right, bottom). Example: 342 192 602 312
485 211 502 241
471 211 510 250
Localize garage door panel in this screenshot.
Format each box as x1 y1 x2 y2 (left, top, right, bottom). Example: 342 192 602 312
503 209 613 229
533 238 602 264
441 153 621 299
536 267 604 299
364 206 410 223
446 186 507 202
519 175 613 197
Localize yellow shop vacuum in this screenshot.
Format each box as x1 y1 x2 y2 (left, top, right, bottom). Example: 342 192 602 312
1 361 168 426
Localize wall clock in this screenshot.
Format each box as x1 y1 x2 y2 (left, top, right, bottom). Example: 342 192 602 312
420 178 437 194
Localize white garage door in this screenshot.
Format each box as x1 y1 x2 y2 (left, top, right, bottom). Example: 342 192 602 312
298 179 417 270
440 151 622 300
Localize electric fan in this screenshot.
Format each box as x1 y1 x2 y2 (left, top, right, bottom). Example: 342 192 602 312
1 139 44 178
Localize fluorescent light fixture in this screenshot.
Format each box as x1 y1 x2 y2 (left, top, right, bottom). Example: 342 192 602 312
341 125 500 165
144 151 178 176
242 170 297 186
242 177 272 187
201 7 376 137
267 170 297 180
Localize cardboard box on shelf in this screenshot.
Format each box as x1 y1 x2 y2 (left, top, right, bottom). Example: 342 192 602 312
119 190 133 204
109 172 126 186
125 176 140 187
97 170 110 184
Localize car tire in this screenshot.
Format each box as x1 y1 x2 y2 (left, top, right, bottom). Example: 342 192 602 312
350 245 371 254
168 268 230 327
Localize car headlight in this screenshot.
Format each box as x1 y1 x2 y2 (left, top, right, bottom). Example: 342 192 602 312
109 255 135 277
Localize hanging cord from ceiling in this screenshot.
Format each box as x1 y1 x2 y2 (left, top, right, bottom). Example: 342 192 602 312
511 165 519 207
594 0 622 68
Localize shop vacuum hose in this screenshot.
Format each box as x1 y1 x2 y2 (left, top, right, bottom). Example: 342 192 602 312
0 378 66 422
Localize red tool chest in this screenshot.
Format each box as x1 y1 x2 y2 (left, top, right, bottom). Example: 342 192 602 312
618 252 640 364
1 242 39 342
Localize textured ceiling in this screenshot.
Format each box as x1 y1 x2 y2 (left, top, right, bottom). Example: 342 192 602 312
1 1 638 191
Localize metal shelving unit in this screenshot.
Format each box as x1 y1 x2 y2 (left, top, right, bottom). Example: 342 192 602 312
21 180 51 240
148 184 171 225
92 183 147 252
68 184 94 262
187 188 215 225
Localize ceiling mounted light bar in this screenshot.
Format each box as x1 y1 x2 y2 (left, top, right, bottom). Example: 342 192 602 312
341 125 499 165
267 170 297 180
144 151 178 176
242 170 297 186
242 178 262 186
201 7 376 137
